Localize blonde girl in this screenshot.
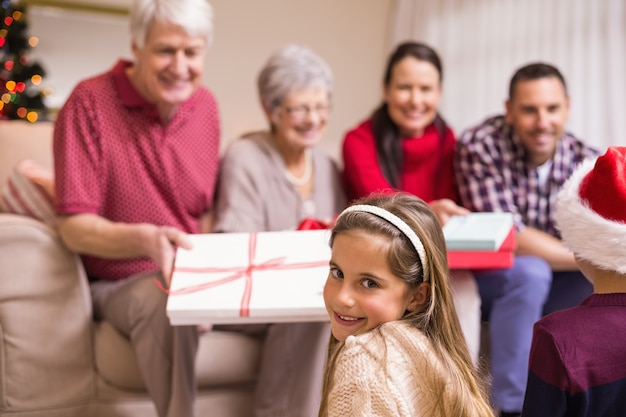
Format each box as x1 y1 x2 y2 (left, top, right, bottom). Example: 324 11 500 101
319 193 493 417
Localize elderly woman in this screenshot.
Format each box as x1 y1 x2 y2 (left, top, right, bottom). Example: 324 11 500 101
213 45 346 417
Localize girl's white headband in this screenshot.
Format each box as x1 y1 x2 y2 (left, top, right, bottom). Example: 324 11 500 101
338 204 429 281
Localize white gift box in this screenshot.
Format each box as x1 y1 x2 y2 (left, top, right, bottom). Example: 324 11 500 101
166 229 332 325
443 212 514 250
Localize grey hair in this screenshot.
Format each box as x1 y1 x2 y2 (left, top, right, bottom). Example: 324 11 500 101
257 44 333 114
130 0 214 49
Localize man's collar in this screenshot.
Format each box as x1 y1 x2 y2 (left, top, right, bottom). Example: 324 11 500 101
111 59 150 108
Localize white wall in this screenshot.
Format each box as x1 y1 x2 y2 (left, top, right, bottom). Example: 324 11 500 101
29 7 131 107
28 0 393 160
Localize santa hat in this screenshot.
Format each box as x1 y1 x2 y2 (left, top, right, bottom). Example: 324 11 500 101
555 147 626 273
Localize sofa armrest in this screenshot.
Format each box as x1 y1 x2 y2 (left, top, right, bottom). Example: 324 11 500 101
0 213 95 413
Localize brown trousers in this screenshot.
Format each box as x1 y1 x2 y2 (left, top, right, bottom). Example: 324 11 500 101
91 272 199 417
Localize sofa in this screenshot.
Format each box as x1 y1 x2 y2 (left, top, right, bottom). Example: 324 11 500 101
0 120 263 417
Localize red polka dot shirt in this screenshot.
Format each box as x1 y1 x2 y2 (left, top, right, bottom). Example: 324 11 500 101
54 60 220 280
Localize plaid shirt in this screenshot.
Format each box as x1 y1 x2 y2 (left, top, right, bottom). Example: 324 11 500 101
454 115 599 238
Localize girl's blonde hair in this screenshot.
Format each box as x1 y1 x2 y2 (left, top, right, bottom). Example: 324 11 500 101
318 193 493 417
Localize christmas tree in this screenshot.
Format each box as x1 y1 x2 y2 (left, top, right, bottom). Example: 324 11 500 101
1 1 48 122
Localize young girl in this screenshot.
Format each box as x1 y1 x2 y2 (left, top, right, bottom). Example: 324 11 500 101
319 193 493 417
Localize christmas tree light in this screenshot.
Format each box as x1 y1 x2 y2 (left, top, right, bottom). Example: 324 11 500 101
0 1 48 122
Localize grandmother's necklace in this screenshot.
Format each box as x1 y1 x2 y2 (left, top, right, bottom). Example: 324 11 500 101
284 149 312 187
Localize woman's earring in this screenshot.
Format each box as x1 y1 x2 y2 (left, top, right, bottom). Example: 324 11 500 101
407 304 416 311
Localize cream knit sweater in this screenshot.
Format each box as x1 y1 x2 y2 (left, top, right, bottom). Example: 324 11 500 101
327 321 453 417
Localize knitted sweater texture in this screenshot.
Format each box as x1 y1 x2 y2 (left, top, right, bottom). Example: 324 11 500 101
327 321 452 417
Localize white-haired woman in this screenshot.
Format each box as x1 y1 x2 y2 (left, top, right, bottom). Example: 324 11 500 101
213 44 346 417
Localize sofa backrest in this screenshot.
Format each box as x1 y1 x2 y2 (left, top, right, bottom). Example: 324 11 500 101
0 120 54 186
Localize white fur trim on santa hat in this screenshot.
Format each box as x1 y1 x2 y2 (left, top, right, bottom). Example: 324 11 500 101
555 157 626 274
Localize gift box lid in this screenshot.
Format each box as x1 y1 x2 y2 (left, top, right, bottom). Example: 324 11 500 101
443 212 514 251
166 229 332 325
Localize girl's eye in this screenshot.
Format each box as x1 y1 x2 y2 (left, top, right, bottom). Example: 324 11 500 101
330 267 343 279
361 278 379 289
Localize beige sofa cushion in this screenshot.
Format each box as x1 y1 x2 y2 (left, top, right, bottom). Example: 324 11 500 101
94 321 262 390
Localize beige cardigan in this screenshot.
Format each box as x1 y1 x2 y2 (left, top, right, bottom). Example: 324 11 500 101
327 321 453 417
212 131 346 233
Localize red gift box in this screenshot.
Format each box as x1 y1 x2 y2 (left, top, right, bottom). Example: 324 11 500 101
447 227 515 270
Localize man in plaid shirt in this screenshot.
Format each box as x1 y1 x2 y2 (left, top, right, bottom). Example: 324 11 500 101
454 63 599 417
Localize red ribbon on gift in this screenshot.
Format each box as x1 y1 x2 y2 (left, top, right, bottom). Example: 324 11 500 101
159 233 329 317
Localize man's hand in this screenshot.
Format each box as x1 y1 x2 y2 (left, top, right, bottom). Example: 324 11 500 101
57 213 194 287
147 225 193 287
428 198 470 226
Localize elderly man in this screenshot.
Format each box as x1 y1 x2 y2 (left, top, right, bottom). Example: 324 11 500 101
53 1 218 416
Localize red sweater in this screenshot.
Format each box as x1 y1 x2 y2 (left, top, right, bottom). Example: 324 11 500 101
342 119 458 203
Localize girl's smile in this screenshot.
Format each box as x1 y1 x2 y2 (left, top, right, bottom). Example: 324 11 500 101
323 231 420 342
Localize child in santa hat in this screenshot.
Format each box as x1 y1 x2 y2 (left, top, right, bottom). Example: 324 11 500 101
521 146 626 416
